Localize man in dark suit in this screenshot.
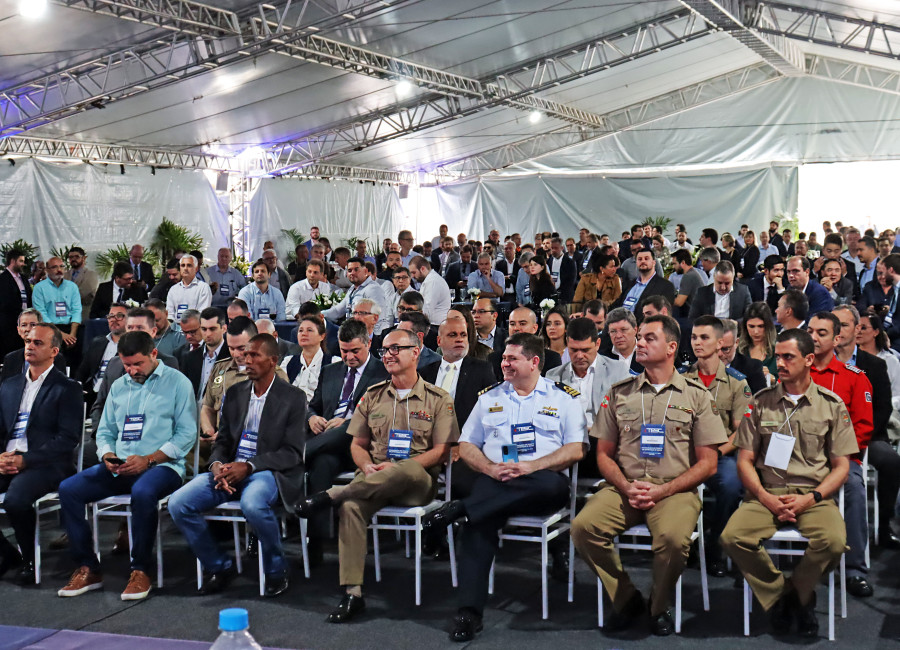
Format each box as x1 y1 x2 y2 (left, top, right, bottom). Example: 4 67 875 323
613 249 676 320
168 333 305 597
445 246 476 295
89 262 148 320
1 309 67 382
766 255 834 317
813 233 859 298
0 249 32 359
718 319 767 394
746 256 785 305
688 261 752 321
75 303 127 409
128 245 155 293
616 224 652 262
431 237 461 278
547 237 577 304
304 319 389 556
181 307 229 399
471 298 507 355
0 323 83 584
487 307 561 380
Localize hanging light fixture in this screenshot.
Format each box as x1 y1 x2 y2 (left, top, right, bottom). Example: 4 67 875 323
19 0 49 19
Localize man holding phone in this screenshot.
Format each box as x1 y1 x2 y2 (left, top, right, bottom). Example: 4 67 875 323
422 332 586 642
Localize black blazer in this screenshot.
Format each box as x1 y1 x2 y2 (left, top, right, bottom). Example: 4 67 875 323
853 349 891 444
131 261 156 292
89 281 148 320
1 348 67 383
688 283 752 321
730 352 767 394
736 245 759 278
857 279 892 315
495 258 519 291
487 348 561 382
182 342 231 398
548 254 577 303
445 261 476 289
746 276 770 303
74 334 115 387
308 356 389 420
612 274 677 318
482 326 508 354
0 270 30 358
0 367 82 470
210 377 307 513
420 357 495 429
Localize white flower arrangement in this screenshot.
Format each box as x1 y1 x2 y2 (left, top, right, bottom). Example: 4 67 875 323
312 290 345 309
540 298 555 311
467 287 481 298
124 299 140 308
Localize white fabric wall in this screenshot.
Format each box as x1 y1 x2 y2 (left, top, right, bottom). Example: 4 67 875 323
0 159 228 274
249 177 405 258
433 166 798 241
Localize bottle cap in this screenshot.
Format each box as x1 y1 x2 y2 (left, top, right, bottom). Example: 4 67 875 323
219 608 249 632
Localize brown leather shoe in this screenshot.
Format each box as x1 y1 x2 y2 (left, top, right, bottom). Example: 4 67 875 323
121 570 151 601
58 566 103 597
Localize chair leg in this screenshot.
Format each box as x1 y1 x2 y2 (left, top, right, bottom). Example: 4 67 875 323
196 559 202 590
743 579 751 636
488 558 494 595
840 554 847 619
258 544 265 598
414 516 422 606
373 519 382 583
873 476 880 541
33 505 41 585
299 518 310 579
597 577 604 628
567 532 575 603
232 522 243 574
675 574 682 634
91 504 100 560
540 531 549 620
828 571 835 641
447 524 458 588
156 510 163 588
698 533 710 612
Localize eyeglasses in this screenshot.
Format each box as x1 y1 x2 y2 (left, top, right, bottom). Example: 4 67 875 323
378 344 417 356
396 305 418 313
181 327 200 336
472 309 495 315
351 311 373 317
106 313 126 321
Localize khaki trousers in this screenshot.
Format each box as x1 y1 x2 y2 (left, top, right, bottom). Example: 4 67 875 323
335 459 435 586
720 490 846 610
571 484 700 616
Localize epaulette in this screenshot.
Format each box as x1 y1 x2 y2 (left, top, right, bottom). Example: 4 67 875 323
478 381 503 397
725 366 747 381
554 381 580 398
211 357 231 371
367 379 391 392
610 375 637 391
844 363 863 374
683 375 708 391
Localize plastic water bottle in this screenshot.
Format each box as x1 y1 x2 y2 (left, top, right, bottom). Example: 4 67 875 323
210 608 262 649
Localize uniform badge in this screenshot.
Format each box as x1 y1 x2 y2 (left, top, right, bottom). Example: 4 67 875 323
743 385 751 398
411 410 433 422
743 404 754 418
865 391 872 403
711 405 719 416
601 394 610 409
842 412 850 424
537 407 559 418
213 375 223 385
488 405 503 413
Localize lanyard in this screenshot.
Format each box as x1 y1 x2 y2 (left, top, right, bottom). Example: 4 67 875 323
641 385 674 424
391 390 411 431
779 402 801 437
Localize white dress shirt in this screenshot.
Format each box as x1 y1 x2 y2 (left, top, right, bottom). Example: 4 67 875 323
280 348 326 401
8 364 54 452
166 277 212 321
435 358 462 399
419 270 452 325
714 288 732 318
285 279 335 319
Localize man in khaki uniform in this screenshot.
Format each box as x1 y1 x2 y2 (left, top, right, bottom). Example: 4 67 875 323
721 328 857 638
571 314 727 636
297 328 458 624
683 315 751 577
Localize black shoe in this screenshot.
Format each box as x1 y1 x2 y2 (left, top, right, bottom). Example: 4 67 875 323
878 532 900 550
649 609 675 636
14 561 36 586
296 492 332 519
604 591 645 633
707 559 727 578
549 549 569 583
198 565 236 595
0 551 23 579
846 576 874 598
246 533 258 559
264 573 289 598
769 591 796 635
327 593 365 623
795 592 819 638
449 608 483 642
422 501 466 538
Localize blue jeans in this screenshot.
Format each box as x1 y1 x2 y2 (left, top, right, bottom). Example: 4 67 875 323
706 454 744 556
844 461 868 578
168 471 286 577
59 463 182 573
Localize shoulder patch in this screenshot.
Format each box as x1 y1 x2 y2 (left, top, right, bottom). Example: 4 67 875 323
554 381 580 398
844 363 863 374
725 366 747 381
478 381 503 396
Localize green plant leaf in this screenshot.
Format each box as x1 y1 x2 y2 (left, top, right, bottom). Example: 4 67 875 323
49 243 77 267
0 239 40 271
150 217 204 267
281 228 306 263
95 244 159 279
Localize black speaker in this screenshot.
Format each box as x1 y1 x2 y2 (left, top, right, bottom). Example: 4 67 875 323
216 171 229 192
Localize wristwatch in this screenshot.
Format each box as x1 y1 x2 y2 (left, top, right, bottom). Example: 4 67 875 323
811 490 823 503
147 457 158 469
716 448 723 459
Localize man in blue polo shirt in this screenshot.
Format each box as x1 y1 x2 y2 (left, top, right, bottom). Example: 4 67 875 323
238 260 286 321
31 257 82 368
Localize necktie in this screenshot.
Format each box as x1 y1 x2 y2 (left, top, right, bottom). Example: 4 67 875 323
441 363 457 392
339 367 357 414
117 287 124 302
133 263 140 280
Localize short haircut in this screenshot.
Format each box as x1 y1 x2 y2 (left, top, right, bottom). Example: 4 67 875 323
200 307 226 325
860 235 877 252
5 248 24 265
255 319 275 334
824 233 844 248
810 311 842 337
17 308 42 325
144 298 166 312
777 328 814 357
399 311 430 338
642 294 672 313
702 228 719 245
347 256 365 267
165 258 179 270
460 245 473 255
505 332 545 370
112 261 133 279
118 330 155 357
721 318 739 338
635 248 655 260
364 261 376 276
32 322 62 350
251 259 269 273
306 259 326 273
126 307 156 330
763 255 785 271
671 249 692 266
693 315 724 337
606 307 637 329
179 309 201 325
392 266 410 278
398 290 425 310
641 314 681 344
822 258 843 271
883 253 900 275
788 255 811 272
714 260 735 277
780 289 809 323
355 298 381 316
833 304 860 325
698 247 720 264
226 315 257 338
567 317 599 342
409 255 430 271
476 252 493 263
583 299 606 317
248 332 279 359
180 254 198 266
631 224 643 234
229 298 250 315
297 302 321 319
333 246 351 258
338 318 369 344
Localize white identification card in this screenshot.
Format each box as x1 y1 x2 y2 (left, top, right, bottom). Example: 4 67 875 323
764 432 795 470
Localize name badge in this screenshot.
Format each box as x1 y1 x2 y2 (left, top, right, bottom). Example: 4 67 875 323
235 429 258 462
623 295 638 312
12 412 29 439
177 303 188 319
337 398 351 417
640 424 666 458
258 308 271 319
99 359 110 376
387 428 413 460
123 414 145 441
19 289 27 305
511 423 537 455
551 270 560 283
523 286 531 300
220 285 230 297
886 313 894 327
55 301 68 318
764 432 795 470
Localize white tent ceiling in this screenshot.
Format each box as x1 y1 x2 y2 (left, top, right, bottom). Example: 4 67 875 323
2 0 900 183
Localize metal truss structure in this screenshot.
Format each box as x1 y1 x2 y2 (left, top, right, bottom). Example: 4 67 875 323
426 63 782 184
806 54 900 96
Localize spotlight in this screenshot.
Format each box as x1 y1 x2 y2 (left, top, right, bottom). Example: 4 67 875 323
395 79 414 99
528 110 543 124
19 0 48 19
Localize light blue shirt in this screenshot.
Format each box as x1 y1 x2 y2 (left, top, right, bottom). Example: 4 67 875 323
155 327 185 357
32 278 82 324
460 376 587 465
858 260 876 288
515 268 530 304
238 283 286 321
467 269 505 294
623 273 655 312
206 265 248 308
96 361 197 478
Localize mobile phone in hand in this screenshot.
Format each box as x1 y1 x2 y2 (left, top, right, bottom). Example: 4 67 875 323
501 444 519 463
106 457 125 465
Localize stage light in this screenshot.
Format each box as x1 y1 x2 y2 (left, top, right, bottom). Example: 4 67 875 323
395 80 414 99
529 110 543 124
19 0 48 19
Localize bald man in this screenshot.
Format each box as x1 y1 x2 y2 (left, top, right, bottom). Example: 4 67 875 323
486 307 561 381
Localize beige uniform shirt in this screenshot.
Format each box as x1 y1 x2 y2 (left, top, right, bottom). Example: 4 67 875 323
348 376 459 463
683 361 752 433
592 371 727 482
202 358 287 426
734 381 859 489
